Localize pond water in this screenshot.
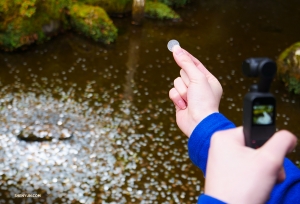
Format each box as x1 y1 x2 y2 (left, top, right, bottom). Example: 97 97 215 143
0 0 300 203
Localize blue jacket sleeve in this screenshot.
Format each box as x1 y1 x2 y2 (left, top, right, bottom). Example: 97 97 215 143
188 113 235 176
197 194 226 204
188 112 300 204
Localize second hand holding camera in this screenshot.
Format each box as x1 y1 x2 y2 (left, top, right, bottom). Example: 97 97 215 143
242 58 277 148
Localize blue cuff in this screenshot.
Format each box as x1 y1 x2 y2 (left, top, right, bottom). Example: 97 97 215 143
198 194 227 204
188 113 235 175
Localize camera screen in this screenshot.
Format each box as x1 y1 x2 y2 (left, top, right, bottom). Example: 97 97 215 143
253 105 274 125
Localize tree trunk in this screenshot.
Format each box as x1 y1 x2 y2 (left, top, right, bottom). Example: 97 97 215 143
132 0 145 25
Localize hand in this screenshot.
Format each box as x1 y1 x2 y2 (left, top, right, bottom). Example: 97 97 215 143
205 127 297 204
169 46 222 137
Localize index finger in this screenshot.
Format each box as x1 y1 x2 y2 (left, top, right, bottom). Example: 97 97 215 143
172 45 206 83
182 49 213 77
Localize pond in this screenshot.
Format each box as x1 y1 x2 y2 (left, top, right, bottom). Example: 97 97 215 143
0 0 300 203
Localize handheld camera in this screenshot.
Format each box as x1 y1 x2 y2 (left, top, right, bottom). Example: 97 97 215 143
242 58 277 148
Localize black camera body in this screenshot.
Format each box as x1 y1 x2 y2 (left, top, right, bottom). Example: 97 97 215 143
242 58 277 148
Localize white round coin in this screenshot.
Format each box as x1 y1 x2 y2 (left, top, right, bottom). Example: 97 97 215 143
167 39 180 52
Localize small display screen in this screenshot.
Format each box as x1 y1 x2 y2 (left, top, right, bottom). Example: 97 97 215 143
252 105 274 125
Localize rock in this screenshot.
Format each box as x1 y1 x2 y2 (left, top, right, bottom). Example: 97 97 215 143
145 1 181 20
277 42 300 94
0 0 186 51
69 4 118 44
0 0 70 51
17 125 73 142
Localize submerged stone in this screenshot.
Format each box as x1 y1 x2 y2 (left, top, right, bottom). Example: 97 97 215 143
17 125 73 142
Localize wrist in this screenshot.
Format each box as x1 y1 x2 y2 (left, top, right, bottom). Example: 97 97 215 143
189 110 219 137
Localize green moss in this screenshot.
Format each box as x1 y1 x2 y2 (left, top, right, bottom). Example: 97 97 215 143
0 0 188 51
145 1 180 20
278 42 300 73
20 0 37 17
277 42 300 94
0 14 48 50
288 77 300 94
39 0 71 20
0 0 71 50
69 3 117 44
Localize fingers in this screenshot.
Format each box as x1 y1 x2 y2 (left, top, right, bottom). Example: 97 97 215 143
182 48 218 82
276 167 286 183
172 45 207 83
174 77 188 102
230 126 246 145
173 46 223 100
183 49 223 99
182 49 213 77
260 130 297 165
169 87 187 110
180 69 190 87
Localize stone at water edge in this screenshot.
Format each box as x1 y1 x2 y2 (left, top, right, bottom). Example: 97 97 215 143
277 42 300 94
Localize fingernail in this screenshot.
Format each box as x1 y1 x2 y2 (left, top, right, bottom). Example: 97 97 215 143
173 45 184 55
178 99 187 109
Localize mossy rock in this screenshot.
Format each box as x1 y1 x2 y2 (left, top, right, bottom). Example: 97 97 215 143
145 1 180 20
0 13 64 51
0 0 186 51
0 0 70 51
69 4 117 44
277 42 300 94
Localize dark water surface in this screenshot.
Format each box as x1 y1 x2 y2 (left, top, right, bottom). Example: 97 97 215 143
0 0 300 203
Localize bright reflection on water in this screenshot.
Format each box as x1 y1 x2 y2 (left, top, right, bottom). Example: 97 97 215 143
0 0 300 203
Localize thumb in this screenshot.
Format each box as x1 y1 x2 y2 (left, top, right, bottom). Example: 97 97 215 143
260 130 297 167
276 166 286 183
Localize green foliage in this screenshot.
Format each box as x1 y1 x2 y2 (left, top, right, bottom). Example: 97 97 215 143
69 4 117 44
77 0 132 14
145 1 180 20
39 0 71 20
288 77 300 94
20 0 37 17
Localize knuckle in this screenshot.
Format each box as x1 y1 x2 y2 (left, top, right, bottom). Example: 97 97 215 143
180 56 192 64
190 73 206 84
180 69 187 78
259 151 282 168
169 88 178 100
174 77 181 86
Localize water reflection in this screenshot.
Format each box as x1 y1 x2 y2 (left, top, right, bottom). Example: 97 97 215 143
124 28 143 101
